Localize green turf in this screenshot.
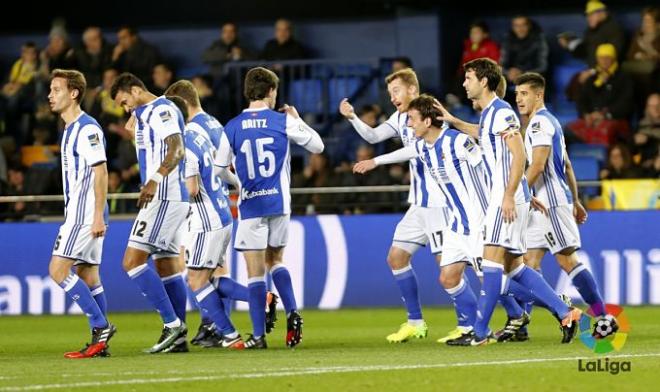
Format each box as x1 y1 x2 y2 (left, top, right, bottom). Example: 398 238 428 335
0 306 658 391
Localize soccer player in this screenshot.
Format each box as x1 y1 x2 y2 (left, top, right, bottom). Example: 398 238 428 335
515 72 612 338
339 68 450 343
436 58 582 345
215 67 324 349
353 94 487 344
47 69 116 358
164 81 277 347
111 73 189 353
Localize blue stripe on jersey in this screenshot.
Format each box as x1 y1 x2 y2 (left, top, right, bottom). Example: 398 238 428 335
410 161 418 205
448 133 468 190
485 114 497 186
439 185 459 233
445 182 469 235
551 124 572 203
72 127 80 181
145 109 156 157
178 160 188 201
76 168 92 225
543 171 558 206
423 144 467 235
138 149 147 184
195 194 212 231
415 158 429 207
521 177 531 202
468 165 488 214
62 127 74 208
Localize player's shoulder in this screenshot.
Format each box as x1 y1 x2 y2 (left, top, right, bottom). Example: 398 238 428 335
78 112 103 131
529 110 557 134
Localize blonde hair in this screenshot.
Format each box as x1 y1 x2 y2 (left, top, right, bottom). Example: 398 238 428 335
385 68 419 92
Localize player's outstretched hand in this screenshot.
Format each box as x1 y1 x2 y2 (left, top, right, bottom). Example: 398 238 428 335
339 98 355 120
280 104 300 119
137 180 157 209
574 200 588 224
501 194 517 223
353 159 377 174
530 196 548 216
432 98 456 124
91 219 106 238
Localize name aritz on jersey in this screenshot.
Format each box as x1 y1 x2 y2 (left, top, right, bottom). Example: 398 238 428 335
241 187 279 200
241 119 268 129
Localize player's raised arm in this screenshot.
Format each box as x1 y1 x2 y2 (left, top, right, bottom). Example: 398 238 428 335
282 104 324 153
353 145 416 174
339 98 398 144
432 98 479 139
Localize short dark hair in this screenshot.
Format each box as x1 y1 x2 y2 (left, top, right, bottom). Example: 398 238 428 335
165 80 201 107
469 20 490 34
192 74 214 88
51 69 86 104
515 72 546 91
407 94 444 129
244 67 279 101
23 41 37 49
110 72 146 99
357 104 380 117
167 95 189 120
463 58 501 92
392 56 413 68
118 25 137 36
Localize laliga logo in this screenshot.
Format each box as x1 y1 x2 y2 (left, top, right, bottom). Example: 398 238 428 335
579 304 630 354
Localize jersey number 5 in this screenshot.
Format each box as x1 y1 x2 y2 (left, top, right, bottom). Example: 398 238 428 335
240 137 275 180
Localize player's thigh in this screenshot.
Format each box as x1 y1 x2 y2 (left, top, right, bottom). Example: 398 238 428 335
52 223 104 267
48 254 76 282
526 209 551 253
128 200 189 256
267 215 289 249
185 226 232 271
76 263 101 287
422 207 450 254
186 267 214 291
242 250 267 277
547 205 582 255
484 203 529 257
235 217 268 251
392 205 427 255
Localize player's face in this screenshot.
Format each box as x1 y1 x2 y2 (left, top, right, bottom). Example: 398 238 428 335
387 78 416 113
407 109 428 138
463 70 483 100
114 89 138 113
515 84 537 116
48 77 74 113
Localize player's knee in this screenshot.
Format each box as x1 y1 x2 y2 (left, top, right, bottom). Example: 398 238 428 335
186 270 207 291
439 271 460 289
387 249 410 270
48 260 68 284
556 249 578 272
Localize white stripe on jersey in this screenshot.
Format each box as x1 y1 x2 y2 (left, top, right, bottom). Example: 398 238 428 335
60 112 107 225
386 111 446 208
478 97 530 205
524 108 573 207
134 96 187 201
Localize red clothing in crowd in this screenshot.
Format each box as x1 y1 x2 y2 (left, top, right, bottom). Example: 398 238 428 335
460 38 501 69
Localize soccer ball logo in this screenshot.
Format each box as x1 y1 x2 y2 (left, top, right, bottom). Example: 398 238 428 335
579 304 630 354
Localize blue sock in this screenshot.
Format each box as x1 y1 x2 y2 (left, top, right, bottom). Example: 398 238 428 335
474 260 503 339
248 278 267 338
270 265 297 315
500 295 524 318
194 284 235 335
215 276 249 301
510 264 569 319
162 273 188 323
569 263 606 316
445 279 477 328
127 264 178 324
393 265 423 321
188 284 211 325
90 284 107 315
59 274 107 329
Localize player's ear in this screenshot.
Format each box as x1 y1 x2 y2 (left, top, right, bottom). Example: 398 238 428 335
70 88 79 100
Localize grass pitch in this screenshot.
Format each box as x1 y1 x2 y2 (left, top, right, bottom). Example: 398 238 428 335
0 306 658 391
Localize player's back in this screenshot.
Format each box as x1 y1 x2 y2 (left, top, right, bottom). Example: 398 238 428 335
478 97 530 205
188 111 224 149
60 111 109 225
224 107 291 219
184 128 232 232
134 96 188 202
417 129 488 235
524 108 573 207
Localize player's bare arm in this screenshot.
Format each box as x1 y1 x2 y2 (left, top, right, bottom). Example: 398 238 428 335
432 98 479 139
525 146 550 187
138 133 184 208
91 162 108 238
564 157 587 224
185 176 200 198
502 131 526 223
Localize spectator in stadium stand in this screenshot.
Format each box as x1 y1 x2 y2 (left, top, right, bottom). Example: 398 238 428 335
568 43 633 146
600 144 644 179
202 22 255 77
558 1 626 98
391 57 413 72
459 21 500 68
151 63 174 96
1 42 39 145
112 26 161 87
38 26 74 77
293 153 344 215
259 18 307 61
501 16 549 84
3 166 31 220
333 104 383 173
71 27 113 93
623 7 660 106
107 170 137 214
341 144 395 214
633 93 660 174
190 74 225 122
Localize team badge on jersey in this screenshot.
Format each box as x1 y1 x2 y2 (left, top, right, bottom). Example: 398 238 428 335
504 115 519 131
531 122 541 133
464 138 476 152
88 133 101 148
159 110 172 123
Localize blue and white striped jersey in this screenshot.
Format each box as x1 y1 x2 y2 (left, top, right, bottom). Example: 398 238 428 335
134 96 188 201
184 127 233 232
60 112 109 225
415 129 489 235
217 107 315 219
524 108 573 207
188 111 223 149
478 97 531 205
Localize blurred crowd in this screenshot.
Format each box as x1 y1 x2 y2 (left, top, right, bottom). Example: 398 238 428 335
0 1 658 219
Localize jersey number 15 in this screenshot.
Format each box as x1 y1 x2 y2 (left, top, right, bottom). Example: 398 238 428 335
240 137 275 180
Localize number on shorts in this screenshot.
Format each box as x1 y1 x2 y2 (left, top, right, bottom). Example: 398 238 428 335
132 220 147 237
431 230 443 248
545 232 556 247
53 235 62 251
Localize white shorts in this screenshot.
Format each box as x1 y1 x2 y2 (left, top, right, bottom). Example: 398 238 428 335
128 200 190 258
392 205 450 255
235 214 289 250
52 223 104 265
185 224 232 269
484 203 530 255
527 205 581 254
440 228 484 267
